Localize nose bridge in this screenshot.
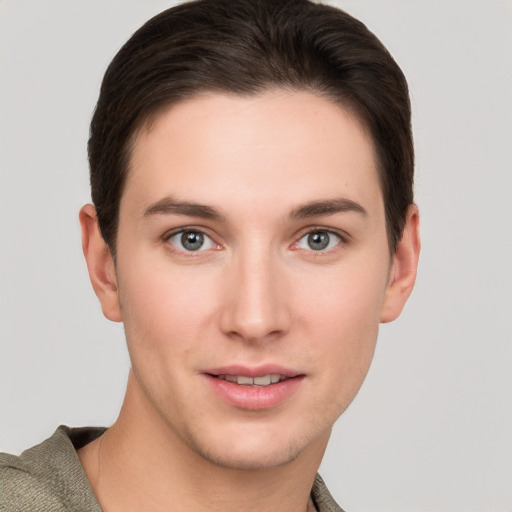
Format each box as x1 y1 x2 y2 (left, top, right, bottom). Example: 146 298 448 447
220 239 290 342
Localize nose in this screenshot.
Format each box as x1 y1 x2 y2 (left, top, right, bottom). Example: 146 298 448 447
219 246 291 343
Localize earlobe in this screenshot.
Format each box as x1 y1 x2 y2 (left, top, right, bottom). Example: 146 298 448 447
380 204 421 323
79 204 122 322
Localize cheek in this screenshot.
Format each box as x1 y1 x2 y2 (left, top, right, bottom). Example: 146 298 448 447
296 260 387 389
116 257 218 368
314 293 380 379
299 257 387 336
305 297 380 421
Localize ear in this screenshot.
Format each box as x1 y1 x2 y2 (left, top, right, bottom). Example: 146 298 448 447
380 204 421 323
79 204 122 322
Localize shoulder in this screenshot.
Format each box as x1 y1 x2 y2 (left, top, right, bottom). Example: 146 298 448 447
0 426 105 512
0 448 68 512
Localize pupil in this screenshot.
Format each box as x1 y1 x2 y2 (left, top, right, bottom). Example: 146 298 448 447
181 231 204 251
308 231 329 250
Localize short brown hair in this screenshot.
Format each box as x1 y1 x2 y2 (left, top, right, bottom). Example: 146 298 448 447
88 0 414 255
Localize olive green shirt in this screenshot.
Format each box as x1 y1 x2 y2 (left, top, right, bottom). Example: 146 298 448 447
1 426 344 511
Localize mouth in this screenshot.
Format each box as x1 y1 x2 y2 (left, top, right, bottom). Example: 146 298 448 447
212 374 290 387
204 366 304 410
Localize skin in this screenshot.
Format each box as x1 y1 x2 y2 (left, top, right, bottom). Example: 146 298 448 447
78 90 420 512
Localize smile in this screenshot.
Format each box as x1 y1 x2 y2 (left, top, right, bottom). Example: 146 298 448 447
205 367 304 410
215 374 287 386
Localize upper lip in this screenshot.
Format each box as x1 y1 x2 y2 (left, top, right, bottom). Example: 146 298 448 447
205 364 302 378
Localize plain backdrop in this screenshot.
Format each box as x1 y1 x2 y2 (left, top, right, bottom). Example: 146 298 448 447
1 1 511 511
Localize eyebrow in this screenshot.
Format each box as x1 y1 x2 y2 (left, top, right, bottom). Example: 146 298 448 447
143 196 366 222
144 196 225 221
290 198 367 219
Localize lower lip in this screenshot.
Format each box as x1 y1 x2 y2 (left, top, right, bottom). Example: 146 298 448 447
205 375 304 411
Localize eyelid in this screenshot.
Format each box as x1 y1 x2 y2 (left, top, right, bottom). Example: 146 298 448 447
291 226 349 252
162 225 349 254
163 226 222 253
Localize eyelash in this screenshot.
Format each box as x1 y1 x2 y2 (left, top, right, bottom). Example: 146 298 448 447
163 226 348 255
164 227 220 255
293 229 345 253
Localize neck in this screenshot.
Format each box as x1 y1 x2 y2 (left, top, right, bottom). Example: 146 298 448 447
79 372 329 512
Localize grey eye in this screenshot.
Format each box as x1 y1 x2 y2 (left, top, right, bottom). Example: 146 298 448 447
297 230 341 251
168 230 216 252
308 231 329 250
181 231 204 251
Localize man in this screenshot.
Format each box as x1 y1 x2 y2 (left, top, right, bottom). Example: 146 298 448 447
0 0 420 510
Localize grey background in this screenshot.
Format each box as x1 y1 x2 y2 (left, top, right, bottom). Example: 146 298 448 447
1 1 511 511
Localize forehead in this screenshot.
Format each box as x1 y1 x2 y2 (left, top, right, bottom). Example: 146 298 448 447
123 90 383 218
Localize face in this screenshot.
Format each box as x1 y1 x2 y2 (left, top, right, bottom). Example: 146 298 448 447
88 90 415 470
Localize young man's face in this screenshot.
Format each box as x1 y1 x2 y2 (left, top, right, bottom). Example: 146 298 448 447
84 90 418 470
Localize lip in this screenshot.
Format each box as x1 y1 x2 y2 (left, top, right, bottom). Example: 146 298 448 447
206 364 301 379
204 364 304 411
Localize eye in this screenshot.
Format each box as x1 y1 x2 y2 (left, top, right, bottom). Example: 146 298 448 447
167 230 218 252
296 230 342 251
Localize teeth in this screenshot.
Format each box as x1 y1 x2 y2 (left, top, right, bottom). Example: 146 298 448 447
253 375 271 386
217 374 285 387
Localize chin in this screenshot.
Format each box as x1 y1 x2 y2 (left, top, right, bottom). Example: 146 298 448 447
197 439 302 471
182 421 328 471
